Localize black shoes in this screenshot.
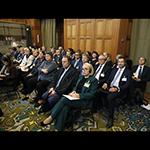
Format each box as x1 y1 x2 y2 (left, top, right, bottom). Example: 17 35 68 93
40 121 50 127
106 119 113 128
21 96 29 101
20 89 28 95
38 106 50 114
34 103 41 108
38 108 46 114
0 108 3 117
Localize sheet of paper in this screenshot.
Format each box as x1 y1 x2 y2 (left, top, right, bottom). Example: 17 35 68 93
21 67 29 72
63 94 79 100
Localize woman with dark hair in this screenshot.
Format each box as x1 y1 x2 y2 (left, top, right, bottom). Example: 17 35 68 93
91 51 99 67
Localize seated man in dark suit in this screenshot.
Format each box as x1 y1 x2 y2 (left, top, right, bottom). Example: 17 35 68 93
20 51 45 92
0 55 20 87
94 55 112 87
37 56 79 113
21 52 58 101
71 51 83 73
131 57 150 106
40 63 99 131
53 49 62 67
92 54 112 112
100 56 131 128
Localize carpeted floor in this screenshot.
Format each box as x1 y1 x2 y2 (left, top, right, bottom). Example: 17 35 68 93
0 88 150 131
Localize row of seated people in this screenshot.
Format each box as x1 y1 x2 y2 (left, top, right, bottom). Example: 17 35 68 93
39 56 150 130
0 46 150 130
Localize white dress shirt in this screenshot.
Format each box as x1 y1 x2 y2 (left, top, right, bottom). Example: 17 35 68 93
95 63 105 81
134 65 144 78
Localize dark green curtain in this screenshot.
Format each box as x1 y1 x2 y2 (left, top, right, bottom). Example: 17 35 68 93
130 19 150 92
41 19 58 49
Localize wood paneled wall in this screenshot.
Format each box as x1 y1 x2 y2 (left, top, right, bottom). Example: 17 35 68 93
64 19 132 61
0 19 27 24
0 19 42 47
26 19 42 47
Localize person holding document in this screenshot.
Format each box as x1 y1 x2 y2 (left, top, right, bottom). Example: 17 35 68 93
36 56 79 114
40 62 99 131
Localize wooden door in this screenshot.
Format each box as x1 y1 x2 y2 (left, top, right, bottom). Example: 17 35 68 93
64 19 78 50
79 19 94 51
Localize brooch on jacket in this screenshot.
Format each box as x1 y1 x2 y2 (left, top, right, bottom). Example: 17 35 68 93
84 80 91 88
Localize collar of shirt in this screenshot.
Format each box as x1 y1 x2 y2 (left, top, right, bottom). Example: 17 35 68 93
64 65 71 72
139 65 144 69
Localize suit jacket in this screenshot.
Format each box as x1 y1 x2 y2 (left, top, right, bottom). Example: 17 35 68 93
94 63 112 87
132 65 150 82
0 62 20 85
106 67 131 93
37 60 58 82
30 58 45 76
48 66 79 95
53 55 62 67
106 60 113 68
91 59 98 67
126 59 133 70
71 58 83 73
73 75 99 101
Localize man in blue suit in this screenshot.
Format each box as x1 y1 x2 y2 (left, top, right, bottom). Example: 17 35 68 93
100 56 131 128
92 54 112 112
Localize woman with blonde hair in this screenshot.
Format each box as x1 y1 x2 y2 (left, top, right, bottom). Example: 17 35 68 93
40 63 98 131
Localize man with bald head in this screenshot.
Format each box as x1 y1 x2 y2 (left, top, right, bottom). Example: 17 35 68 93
92 54 112 113
131 57 150 106
94 54 112 87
